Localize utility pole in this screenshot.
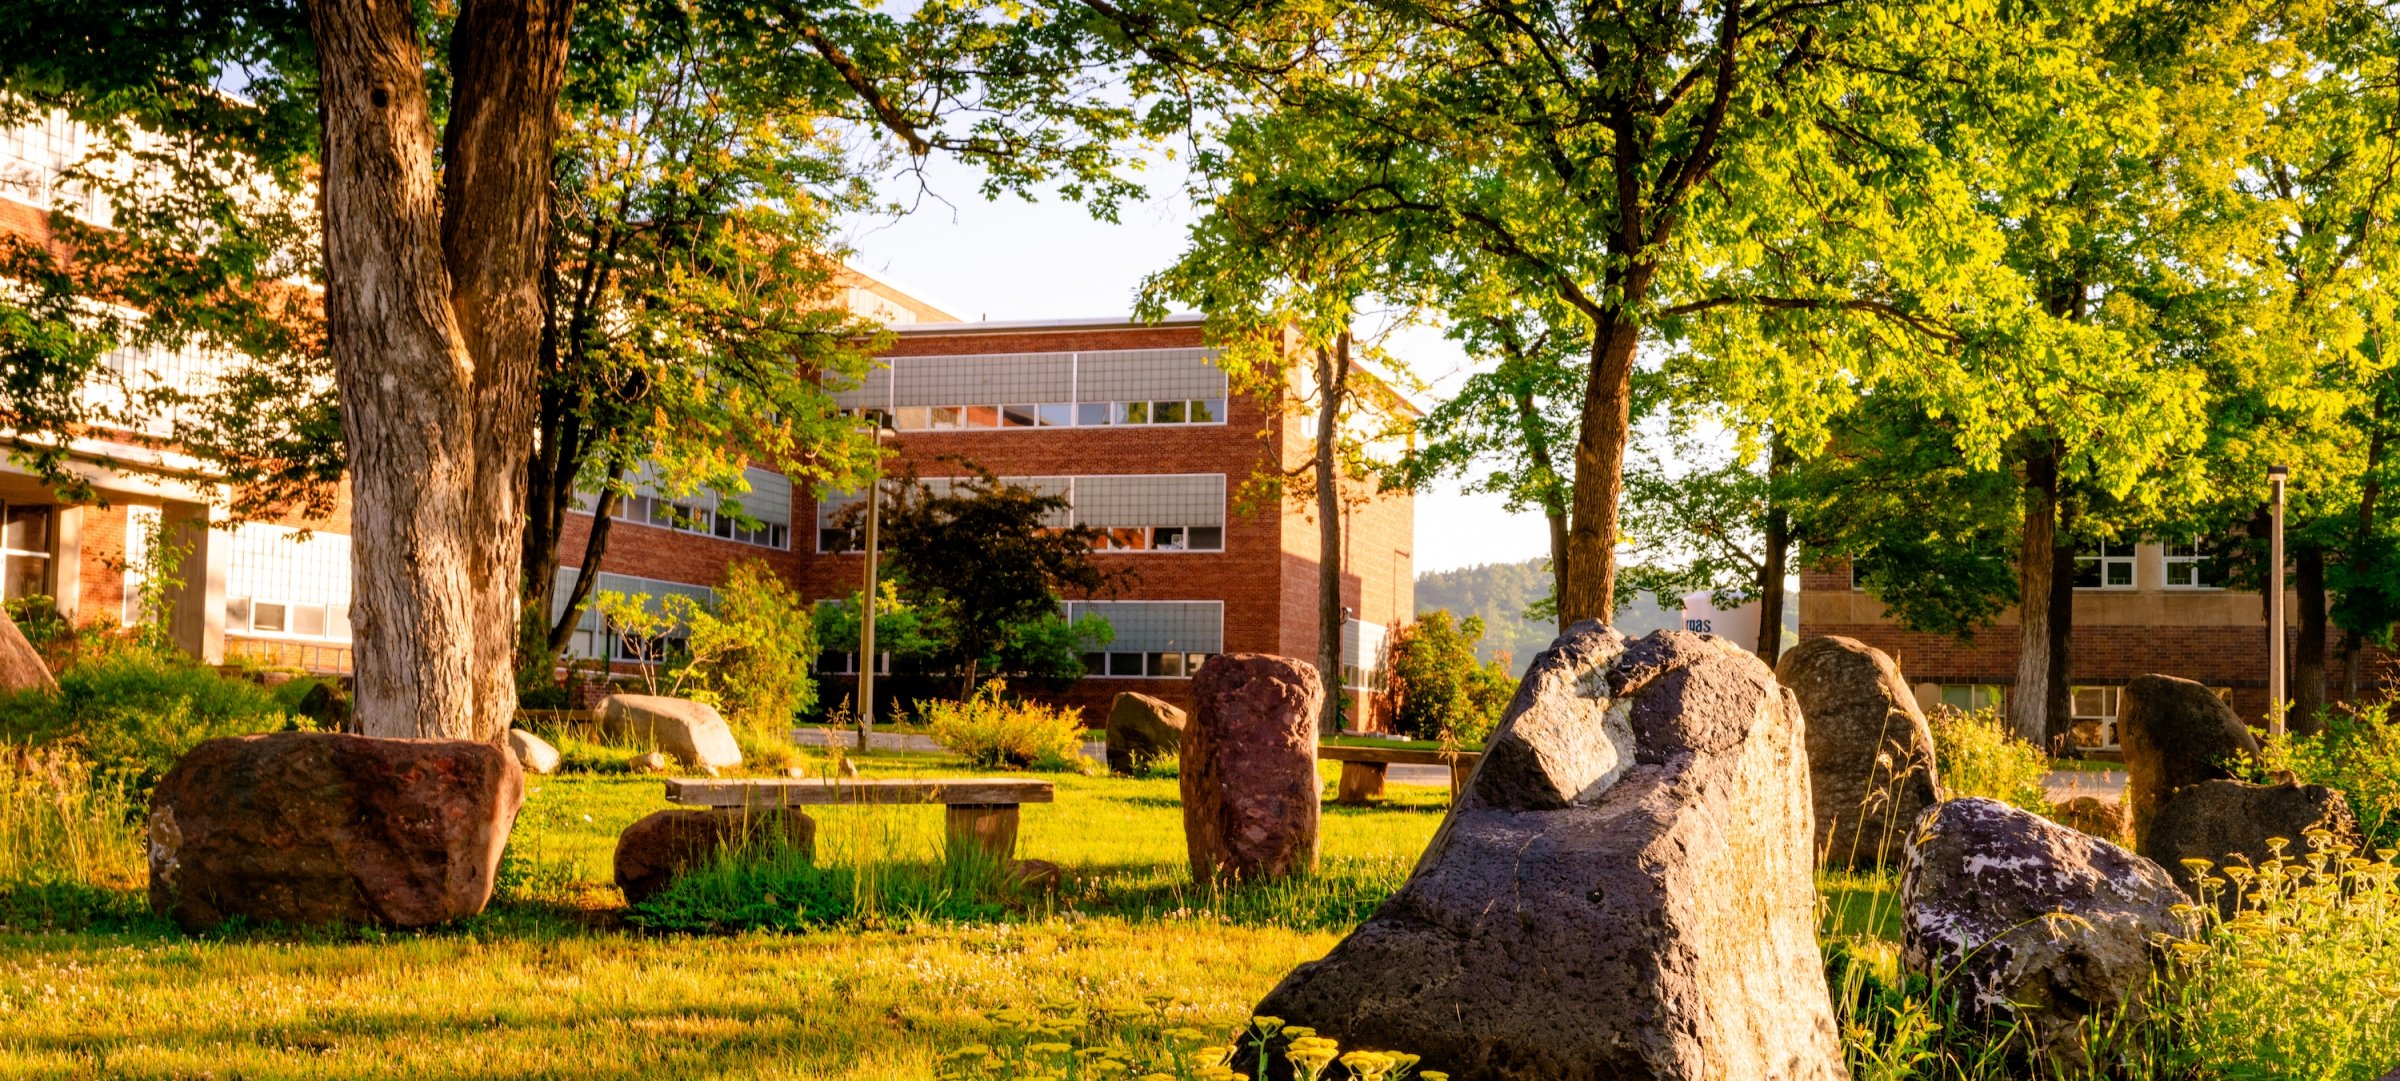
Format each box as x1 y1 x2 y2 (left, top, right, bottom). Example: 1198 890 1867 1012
857 424 894 751
2269 464 2289 740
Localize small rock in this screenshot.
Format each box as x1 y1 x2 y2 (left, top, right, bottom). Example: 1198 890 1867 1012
1182 654 1322 885
148 731 523 930
2119 674 2260 845
2053 796 2131 847
1106 691 1186 774
2142 778 2360 913
628 751 670 774
786 765 808 778
614 808 816 904
506 728 560 775
1776 634 1940 869
1902 797 2193 1069
598 694 743 770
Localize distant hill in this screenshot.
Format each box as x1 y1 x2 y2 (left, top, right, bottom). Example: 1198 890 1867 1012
1412 559 1561 675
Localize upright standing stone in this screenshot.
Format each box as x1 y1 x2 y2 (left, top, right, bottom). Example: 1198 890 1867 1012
1253 627 1845 1081
1182 654 1322 884
147 731 524 930
2118 674 2260 844
1105 691 1186 773
1901 797 2192 1070
1776 634 1940 868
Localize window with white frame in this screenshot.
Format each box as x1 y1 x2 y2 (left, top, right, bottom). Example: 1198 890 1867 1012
226 524 352 640
2072 540 2136 589
577 465 791 551
1066 600 1223 678
2070 685 2120 749
836 347 1231 433
2163 538 2228 589
1934 684 2005 714
816 474 1226 554
1340 618 1388 692
551 569 713 663
0 501 54 602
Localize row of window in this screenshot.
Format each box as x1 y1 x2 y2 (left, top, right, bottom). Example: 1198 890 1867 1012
1083 651 1217 679
853 398 1228 432
1931 682 2229 751
611 493 791 550
1860 539 2230 592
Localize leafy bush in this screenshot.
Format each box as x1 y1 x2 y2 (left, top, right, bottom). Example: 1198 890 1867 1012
0 644 303 795
1927 707 2051 815
2256 702 2400 849
1384 610 1515 744
594 556 818 733
923 680 1094 772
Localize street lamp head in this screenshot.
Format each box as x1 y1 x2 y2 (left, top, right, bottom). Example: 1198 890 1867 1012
2269 464 2289 478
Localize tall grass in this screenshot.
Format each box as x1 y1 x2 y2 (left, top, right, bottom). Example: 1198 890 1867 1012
0 743 142 888
1928 707 2052 814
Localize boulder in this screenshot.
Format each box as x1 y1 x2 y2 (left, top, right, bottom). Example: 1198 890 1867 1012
1106 691 1186 773
507 728 561 775
147 731 524 930
1181 654 1323 885
2118 674 2259 844
0 607 56 695
628 750 669 774
2053 796 2132 847
1253 627 1845 1081
613 808 817 904
2142 778 2360 912
1901 797 2192 1068
1775 634 1940 868
597 694 742 770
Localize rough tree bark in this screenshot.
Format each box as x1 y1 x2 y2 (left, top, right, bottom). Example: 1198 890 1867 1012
1563 306 1646 626
2296 544 2327 735
305 0 574 741
1753 432 1790 663
1314 333 1352 735
2008 447 2059 745
2045 512 2074 752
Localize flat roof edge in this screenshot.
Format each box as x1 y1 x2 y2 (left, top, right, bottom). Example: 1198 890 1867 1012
890 313 1205 334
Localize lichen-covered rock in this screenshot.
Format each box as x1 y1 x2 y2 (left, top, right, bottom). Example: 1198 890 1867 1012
2119 674 2259 845
1776 634 1939 868
1182 654 1322 884
1253 627 1844 1081
613 808 816 904
1901 797 2192 1067
1106 691 1186 774
148 731 523 930
598 694 743 770
2143 778 2359 912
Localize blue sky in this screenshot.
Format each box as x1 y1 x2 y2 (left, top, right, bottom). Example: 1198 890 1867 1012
839 159 1553 576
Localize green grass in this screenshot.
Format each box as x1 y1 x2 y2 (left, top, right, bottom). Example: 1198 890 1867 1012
0 748 1448 1080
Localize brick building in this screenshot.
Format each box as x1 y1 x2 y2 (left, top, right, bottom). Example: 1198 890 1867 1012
1800 541 2305 750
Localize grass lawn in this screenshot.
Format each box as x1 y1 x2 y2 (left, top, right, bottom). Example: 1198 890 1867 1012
0 752 1453 1080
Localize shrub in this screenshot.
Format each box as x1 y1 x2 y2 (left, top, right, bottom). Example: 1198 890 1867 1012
923 680 1094 772
2256 701 2400 849
595 557 819 733
1927 707 2051 815
0 644 302 796
1384 610 1514 744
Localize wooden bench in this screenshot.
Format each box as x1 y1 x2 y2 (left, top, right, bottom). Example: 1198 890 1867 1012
664 777 1054 863
1320 745 1482 805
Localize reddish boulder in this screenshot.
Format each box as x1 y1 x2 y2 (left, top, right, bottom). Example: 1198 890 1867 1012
614 808 817 904
1182 653 1323 884
147 731 524 930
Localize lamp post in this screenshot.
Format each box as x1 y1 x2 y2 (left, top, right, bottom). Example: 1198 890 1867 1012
857 423 895 751
2269 464 2289 739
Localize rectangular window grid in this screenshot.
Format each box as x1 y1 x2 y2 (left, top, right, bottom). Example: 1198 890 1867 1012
1935 684 2005 714
2073 540 2136 589
1340 619 1388 692
2164 539 2227 589
576 465 791 551
553 569 715 663
2070 685 2120 750
1066 600 1223 679
817 474 1226 554
226 524 352 641
842 347 1229 433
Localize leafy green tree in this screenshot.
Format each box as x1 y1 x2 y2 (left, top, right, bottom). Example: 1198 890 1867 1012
1385 610 1514 744
590 557 816 729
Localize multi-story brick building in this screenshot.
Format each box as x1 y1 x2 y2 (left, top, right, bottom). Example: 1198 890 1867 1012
1801 541 2299 750
1 110 1414 722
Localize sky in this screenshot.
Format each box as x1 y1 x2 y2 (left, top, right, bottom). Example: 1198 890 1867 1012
839 160 1555 576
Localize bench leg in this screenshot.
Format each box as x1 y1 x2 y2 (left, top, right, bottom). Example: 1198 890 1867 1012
1335 761 1388 805
945 803 1021 865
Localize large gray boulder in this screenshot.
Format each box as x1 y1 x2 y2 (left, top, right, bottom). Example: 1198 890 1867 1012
1901 797 2192 1069
2143 778 2360 913
1182 654 1322 884
598 694 743 770
1776 634 1939 868
2118 674 2259 845
1106 691 1186 774
1253 627 1844 1081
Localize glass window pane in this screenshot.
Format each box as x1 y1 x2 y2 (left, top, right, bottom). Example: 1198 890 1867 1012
2106 561 2133 587
1187 653 1209 673
2 505 50 552
253 601 287 633
1109 652 1144 676
1192 398 1223 423
1119 401 1148 424
1154 400 1186 423
930 406 964 429
1002 405 1038 428
1080 652 1105 675
1038 403 1073 427
2071 559 2102 589
1077 402 1111 426
1152 651 1185 677
226 597 251 630
1153 526 1184 550
1108 527 1148 550
1 554 44 601
1188 526 1223 551
291 604 327 637
895 406 930 430
966 405 1001 428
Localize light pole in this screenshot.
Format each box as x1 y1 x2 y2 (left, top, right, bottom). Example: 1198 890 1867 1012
856 423 894 751
2269 464 2288 739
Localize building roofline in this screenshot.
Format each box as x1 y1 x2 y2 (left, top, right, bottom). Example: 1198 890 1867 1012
890 313 1206 334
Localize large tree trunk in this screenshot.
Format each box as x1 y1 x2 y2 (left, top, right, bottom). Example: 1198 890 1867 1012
1562 312 1643 626
1513 385 1572 635
1314 334 1351 735
2045 512 2075 753
1753 432 1790 663
2008 446 2058 745
2296 544 2328 735
306 0 573 741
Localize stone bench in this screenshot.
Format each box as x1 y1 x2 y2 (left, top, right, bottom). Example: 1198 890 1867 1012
663 777 1054 863
1320 744 1482 805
